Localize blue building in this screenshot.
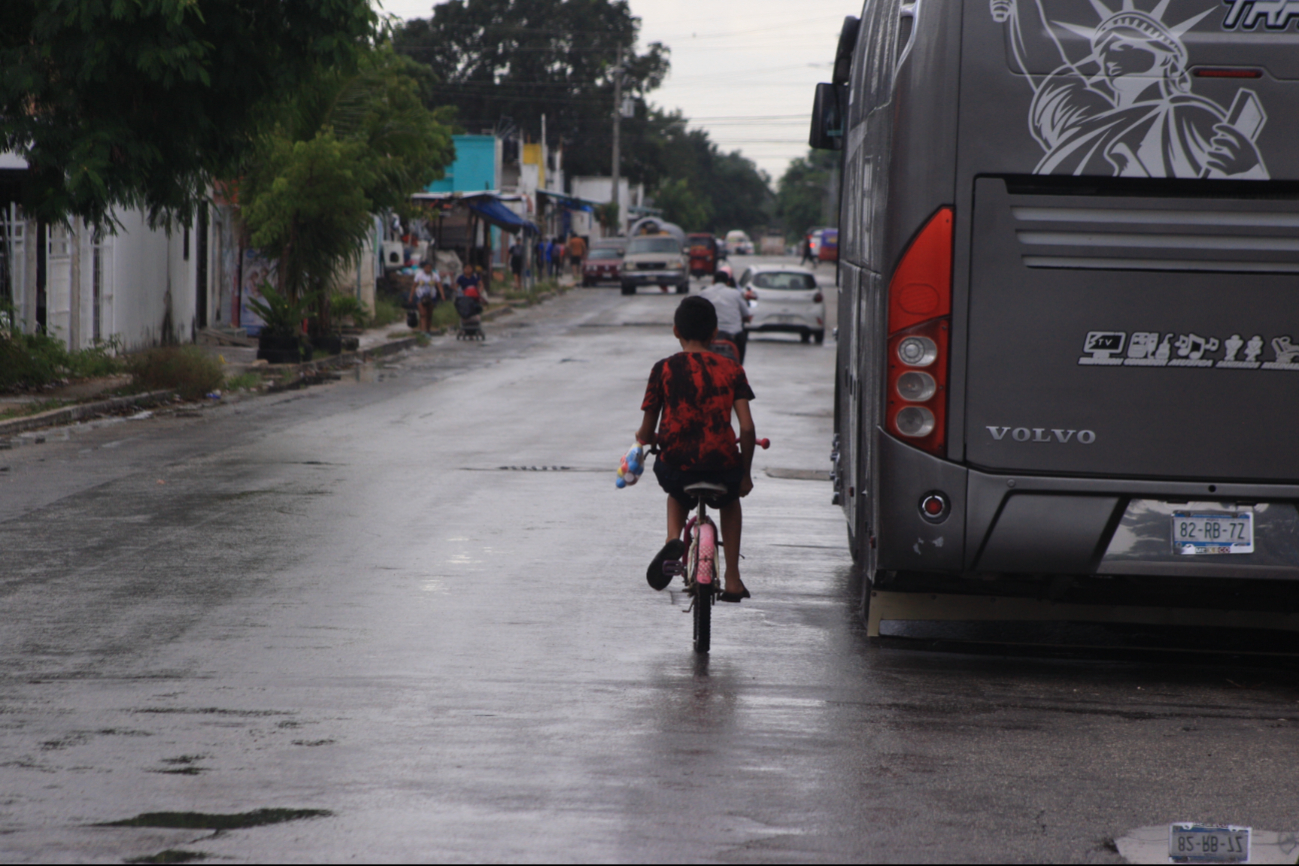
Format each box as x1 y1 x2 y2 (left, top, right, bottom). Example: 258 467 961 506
426 135 499 194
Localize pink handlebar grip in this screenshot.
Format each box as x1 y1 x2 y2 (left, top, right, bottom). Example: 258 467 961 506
757 438 770 449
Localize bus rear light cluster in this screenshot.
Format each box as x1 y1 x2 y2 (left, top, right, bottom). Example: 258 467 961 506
884 207 953 456
886 318 949 452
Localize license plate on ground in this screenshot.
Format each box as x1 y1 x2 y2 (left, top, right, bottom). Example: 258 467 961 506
1170 824 1250 863
1172 512 1253 555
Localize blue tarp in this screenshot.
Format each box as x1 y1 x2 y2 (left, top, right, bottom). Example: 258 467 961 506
537 190 596 212
468 197 537 234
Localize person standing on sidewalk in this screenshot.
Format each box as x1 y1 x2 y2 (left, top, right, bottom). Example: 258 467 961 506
510 238 525 291
567 233 586 280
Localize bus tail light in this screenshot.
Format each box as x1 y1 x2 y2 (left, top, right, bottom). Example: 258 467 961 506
885 207 952 456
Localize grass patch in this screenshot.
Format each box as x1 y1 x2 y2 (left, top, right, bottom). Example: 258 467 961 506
329 293 370 329
500 279 563 306
0 332 124 392
0 398 68 421
101 808 332 831
432 302 460 329
125 850 207 864
128 347 224 401
224 372 263 391
371 297 405 328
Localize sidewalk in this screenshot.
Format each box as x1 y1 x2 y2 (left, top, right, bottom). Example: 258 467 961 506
0 282 578 440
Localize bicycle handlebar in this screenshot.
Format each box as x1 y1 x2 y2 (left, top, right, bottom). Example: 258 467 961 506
757 438 770 449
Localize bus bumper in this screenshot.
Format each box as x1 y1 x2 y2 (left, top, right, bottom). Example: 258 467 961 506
877 434 1299 580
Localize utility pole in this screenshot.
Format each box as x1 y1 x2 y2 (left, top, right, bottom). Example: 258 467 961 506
610 45 622 236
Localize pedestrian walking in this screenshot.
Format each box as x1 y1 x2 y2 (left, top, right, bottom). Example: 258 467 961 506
800 234 815 268
456 262 483 300
409 260 444 334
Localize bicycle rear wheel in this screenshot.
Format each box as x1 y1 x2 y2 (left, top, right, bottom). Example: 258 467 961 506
692 522 717 654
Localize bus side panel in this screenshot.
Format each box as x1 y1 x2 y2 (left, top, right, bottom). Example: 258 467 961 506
882 0 963 278
870 0 966 572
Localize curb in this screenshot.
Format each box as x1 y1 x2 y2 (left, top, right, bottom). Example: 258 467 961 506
0 290 569 436
0 390 176 439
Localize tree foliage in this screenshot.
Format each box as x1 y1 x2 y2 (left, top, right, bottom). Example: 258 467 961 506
652 178 710 232
0 0 377 226
637 110 771 235
392 0 773 236
392 0 667 181
775 149 839 240
239 45 456 326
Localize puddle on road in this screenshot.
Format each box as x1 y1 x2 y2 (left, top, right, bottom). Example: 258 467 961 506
100 808 332 830
125 850 208 864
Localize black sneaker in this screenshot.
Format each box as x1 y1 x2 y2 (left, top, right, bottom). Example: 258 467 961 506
646 539 686 590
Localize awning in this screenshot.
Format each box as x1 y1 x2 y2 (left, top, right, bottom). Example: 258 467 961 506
536 189 598 212
468 197 538 235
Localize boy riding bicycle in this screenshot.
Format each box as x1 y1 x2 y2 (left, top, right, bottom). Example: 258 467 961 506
638 296 757 602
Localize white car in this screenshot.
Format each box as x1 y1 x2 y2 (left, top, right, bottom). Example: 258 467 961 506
725 230 755 255
739 265 825 344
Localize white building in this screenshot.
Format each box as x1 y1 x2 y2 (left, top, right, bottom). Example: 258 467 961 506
1 154 378 352
569 177 646 237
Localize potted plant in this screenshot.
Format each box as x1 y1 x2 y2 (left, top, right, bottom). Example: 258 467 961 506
248 283 316 364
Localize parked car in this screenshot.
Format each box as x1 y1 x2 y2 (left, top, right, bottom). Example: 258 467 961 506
739 265 824 343
621 234 689 295
582 247 623 286
590 236 625 256
726 230 755 255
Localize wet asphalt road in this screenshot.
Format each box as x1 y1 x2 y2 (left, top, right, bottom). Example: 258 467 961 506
2 258 1299 863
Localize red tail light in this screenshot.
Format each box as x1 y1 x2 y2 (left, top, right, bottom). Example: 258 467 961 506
885 207 952 456
813 291 823 303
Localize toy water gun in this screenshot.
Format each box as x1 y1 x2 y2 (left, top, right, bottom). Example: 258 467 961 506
615 442 647 489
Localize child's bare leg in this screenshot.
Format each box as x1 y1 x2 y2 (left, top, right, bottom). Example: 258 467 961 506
666 496 687 544
719 500 744 594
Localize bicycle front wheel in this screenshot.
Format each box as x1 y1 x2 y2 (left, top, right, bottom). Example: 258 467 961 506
692 522 717 654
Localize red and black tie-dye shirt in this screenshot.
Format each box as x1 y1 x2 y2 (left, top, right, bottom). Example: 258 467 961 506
641 352 755 472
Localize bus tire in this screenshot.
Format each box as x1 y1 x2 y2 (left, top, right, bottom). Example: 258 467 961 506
676 283 689 295
621 282 635 296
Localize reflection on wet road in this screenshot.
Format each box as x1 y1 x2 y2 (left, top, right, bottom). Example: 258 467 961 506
1 266 1298 863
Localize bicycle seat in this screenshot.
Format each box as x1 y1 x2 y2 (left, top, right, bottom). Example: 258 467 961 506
682 481 729 496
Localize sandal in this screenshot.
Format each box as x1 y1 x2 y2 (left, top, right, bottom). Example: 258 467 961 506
646 539 686 590
719 587 751 603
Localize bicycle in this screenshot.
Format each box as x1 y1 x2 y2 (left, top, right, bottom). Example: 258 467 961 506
661 438 770 654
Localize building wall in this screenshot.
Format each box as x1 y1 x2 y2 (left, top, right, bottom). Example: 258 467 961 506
426 135 499 194
23 210 197 352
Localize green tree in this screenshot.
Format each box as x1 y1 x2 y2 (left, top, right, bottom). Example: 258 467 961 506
392 0 774 237
636 110 772 237
391 0 668 181
776 150 839 241
240 46 455 331
652 178 711 231
0 0 376 226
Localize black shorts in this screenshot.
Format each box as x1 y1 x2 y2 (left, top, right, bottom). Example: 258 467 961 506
653 458 743 509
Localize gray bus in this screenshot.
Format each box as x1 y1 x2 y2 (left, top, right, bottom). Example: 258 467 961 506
812 0 1299 616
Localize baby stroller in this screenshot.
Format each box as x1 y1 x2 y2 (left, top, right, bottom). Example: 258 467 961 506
454 292 485 340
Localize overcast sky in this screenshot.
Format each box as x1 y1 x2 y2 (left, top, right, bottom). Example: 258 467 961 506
376 0 853 184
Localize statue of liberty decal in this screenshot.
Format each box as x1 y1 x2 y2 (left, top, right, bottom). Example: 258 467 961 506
990 0 1269 178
